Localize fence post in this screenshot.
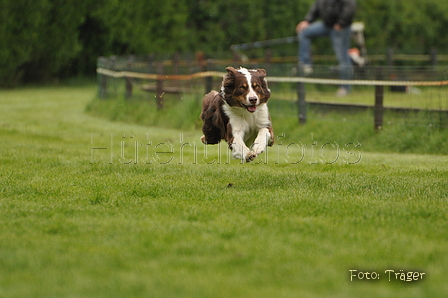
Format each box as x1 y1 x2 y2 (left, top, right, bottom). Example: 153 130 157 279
265 49 272 73
297 80 307 124
386 47 394 66
297 63 307 124
374 85 384 130
205 59 214 94
173 52 180 75
430 48 438 67
147 53 155 74
156 61 164 109
110 56 117 97
98 56 107 99
125 55 133 99
374 67 384 130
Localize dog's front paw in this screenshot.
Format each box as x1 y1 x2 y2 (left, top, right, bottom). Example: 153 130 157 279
252 143 266 156
232 146 257 162
245 151 257 162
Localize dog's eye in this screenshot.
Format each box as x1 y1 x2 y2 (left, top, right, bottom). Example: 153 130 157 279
239 84 247 91
253 83 260 90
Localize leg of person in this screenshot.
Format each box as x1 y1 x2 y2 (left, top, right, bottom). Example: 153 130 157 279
330 26 353 95
298 21 331 74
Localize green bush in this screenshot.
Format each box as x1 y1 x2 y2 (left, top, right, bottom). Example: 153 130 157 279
2 0 448 85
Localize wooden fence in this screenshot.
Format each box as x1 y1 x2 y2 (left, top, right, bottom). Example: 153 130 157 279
97 55 448 129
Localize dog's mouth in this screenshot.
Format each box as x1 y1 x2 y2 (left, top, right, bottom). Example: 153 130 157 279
244 105 257 113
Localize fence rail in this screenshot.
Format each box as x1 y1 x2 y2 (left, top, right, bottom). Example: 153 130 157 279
97 67 448 87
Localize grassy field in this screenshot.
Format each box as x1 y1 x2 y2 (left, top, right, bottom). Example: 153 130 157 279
1 83 447 297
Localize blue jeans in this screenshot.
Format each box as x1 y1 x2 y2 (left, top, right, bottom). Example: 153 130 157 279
298 21 352 89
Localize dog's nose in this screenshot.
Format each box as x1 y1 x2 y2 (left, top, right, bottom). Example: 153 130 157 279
249 96 257 104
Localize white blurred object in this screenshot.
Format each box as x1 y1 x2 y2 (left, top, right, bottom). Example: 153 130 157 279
336 87 349 97
350 22 367 62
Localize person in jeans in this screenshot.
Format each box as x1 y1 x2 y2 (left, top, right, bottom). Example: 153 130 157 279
296 0 357 96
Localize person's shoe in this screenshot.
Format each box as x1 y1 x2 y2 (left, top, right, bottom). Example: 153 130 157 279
336 87 349 97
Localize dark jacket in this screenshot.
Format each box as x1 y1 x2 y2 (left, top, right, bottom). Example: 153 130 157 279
305 0 356 28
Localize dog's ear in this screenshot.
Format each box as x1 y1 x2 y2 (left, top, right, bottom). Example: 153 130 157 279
225 67 238 77
223 67 237 90
256 69 270 100
255 68 266 79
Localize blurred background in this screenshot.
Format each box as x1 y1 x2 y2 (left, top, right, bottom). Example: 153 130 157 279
1 0 448 86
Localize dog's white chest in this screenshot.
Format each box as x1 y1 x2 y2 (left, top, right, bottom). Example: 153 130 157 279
223 103 270 136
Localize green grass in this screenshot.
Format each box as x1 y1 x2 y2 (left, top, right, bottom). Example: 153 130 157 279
87 86 448 155
1 83 448 297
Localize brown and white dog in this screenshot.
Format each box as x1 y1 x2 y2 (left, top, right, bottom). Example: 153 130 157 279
200 67 274 162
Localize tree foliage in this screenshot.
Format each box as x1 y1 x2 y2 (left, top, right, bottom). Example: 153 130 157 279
357 0 448 53
1 0 447 86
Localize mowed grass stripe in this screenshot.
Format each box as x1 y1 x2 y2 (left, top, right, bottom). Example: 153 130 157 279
0 84 447 298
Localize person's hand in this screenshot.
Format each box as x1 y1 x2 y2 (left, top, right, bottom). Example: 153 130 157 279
296 21 310 33
333 23 342 30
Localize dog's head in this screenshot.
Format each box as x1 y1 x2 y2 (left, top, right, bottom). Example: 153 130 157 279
221 67 271 113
